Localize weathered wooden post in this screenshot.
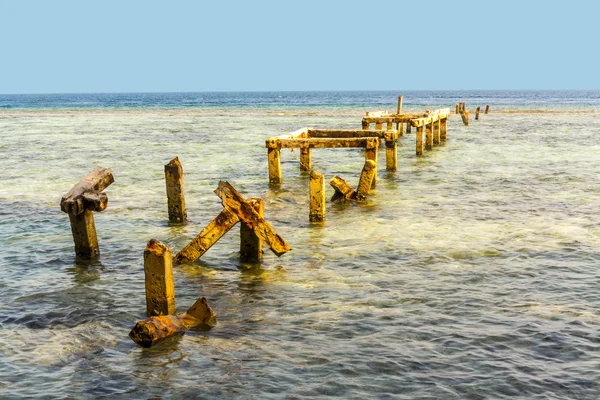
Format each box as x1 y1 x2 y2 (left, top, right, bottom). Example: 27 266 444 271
406 121 412 134
485 104 490 114
129 296 215 348
433 118 441 145
266 139 282 184
460 110 469 126
416 126 424 155
299 148 312 171
365 137 378 188
384 131 398 171
362 120 369 130
164 157 187 223
440 118 448 141
61 167 114 258
355 160 377 200
475 106 481 120
240 198 264 262
386 121 394 131
309 171 325 222
426 122 434 150
330 176 356 202
375 122 383 130
144 239 176 317
396 95 404 135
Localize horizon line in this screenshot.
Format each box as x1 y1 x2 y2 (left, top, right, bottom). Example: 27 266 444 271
2 89 600 96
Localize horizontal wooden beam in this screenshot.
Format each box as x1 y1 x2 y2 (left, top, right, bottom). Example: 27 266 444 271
271 137 379 149
307 129 387 138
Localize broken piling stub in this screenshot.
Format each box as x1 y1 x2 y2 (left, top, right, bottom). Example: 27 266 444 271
60 167 114 258
485 104 490 114
144 239 176 317
309 171 326 222
329 159 378 203
165 157 187 223
330 176 356 202
129 296 216 348
173 181 291 264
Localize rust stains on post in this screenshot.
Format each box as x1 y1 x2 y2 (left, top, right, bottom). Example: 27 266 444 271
415 126 424 155
240 198 264 262
426 122 434 150
365 137 378 188
300 148 312 171
355 160 377 200
144 239 176 317
165 157 187 223
309 171 326 222
384 131 398 171
266 139 282 185
441 118 448 142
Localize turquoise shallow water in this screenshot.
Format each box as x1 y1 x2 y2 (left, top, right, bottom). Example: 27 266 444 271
1 92 600 398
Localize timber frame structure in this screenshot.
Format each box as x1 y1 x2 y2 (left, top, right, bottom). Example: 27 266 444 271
362 108 451 156
266 128 389 185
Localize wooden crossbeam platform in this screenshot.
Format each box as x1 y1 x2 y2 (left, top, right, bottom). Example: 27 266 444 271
265 131 381 185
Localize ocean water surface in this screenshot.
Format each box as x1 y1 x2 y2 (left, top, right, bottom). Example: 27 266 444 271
0 91 599 398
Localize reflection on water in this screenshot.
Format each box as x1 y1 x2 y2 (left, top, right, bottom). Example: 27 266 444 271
1 99 600 398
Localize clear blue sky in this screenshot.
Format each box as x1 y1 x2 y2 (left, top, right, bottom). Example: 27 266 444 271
0 0 597 93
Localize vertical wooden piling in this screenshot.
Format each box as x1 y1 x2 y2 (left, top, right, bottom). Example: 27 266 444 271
385 131 397 171
266 140 282 184
365 138 378 188
61 167 114 259
433 119 440 145
68 211 99 258
300 148 312 171
475 106 481 120
396 95 404 135
456 104 460 114
386 121 394 131
460 110 469 126
309 171 325 222
441 118 448 141
416 126 424 155
485 104 490 114
240 198 264 262
165 157 187 223
426 122 433 150
144 239 176 317
362 120 369 130
356 160 377 200
406 122 411 134
375 122 383 130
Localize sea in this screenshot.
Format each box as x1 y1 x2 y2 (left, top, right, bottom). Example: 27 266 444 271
0 91 599 399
